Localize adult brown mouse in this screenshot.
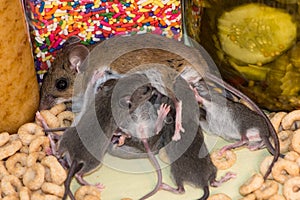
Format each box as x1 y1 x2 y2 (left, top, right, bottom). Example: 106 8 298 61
39 33 208 111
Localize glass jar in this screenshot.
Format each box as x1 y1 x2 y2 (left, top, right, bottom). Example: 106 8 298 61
183 0 300 111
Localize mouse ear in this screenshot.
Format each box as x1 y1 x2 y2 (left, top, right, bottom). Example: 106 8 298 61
64 36 81 47
68 45 89 73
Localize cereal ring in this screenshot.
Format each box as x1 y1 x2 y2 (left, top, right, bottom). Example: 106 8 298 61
0 160 9 180
75 185 101 200
44 166 51 183
284 151 300 162
44 195 61 200
277 130 293 153
41 182 64 198
57 111 74 127
6 153 28 178
19 187 31 200
23 163 45 190
79 195 99 200
9 134 19 141
0 140 22 160
239 193 256 200
2 196 19 200
270 112 287 133
292 129 300 154
282 110 300 130
253 180 279 199
295 157 300 167
29 136 50 153
41 155 67 185
269 194 286 200
49 103 66 116
18 123 44 146
239 173 264 196
291 121 300 130
0 132 10 146
283 176 300 200
210 150 237 170
30 192 44 200
31 192 61 200
1 175 22 196
20 145 29 154
27 152 46 167
260 156 278 179
40 110 60 128
272 159 299 184
207 193 231 200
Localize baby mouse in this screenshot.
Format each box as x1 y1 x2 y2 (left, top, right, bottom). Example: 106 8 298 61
161 77 235 200
124 100 178 200
58 78 118 200
106 71 177 198
195 93 278 180
166 126 217 200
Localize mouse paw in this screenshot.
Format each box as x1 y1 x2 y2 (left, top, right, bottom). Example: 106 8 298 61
45 147 53 156
160 183 185 194
219 140 248 155
210 171 237 187
172 131 181 141
35 111 48 129
155 103 171 134
157 103 171 118
248 141 265 151
94 183 105 191
191 87 203 103
117 134 131 147
112 130 131 147
172 121 184 141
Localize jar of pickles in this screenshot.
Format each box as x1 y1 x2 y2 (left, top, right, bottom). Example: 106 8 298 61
183 0 300 111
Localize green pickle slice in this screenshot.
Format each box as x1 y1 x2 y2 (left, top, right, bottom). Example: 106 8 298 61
218 3 297 65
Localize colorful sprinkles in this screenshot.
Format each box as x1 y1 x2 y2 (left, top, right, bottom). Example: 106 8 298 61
24 0 182 82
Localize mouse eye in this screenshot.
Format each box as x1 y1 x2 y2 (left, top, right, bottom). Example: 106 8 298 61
119 97 132 109
141 85 151 95
164 116 174 124
55 78 69 91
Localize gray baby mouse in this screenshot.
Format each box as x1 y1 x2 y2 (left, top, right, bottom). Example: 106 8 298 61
58 78 118 200
195 91 279 180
